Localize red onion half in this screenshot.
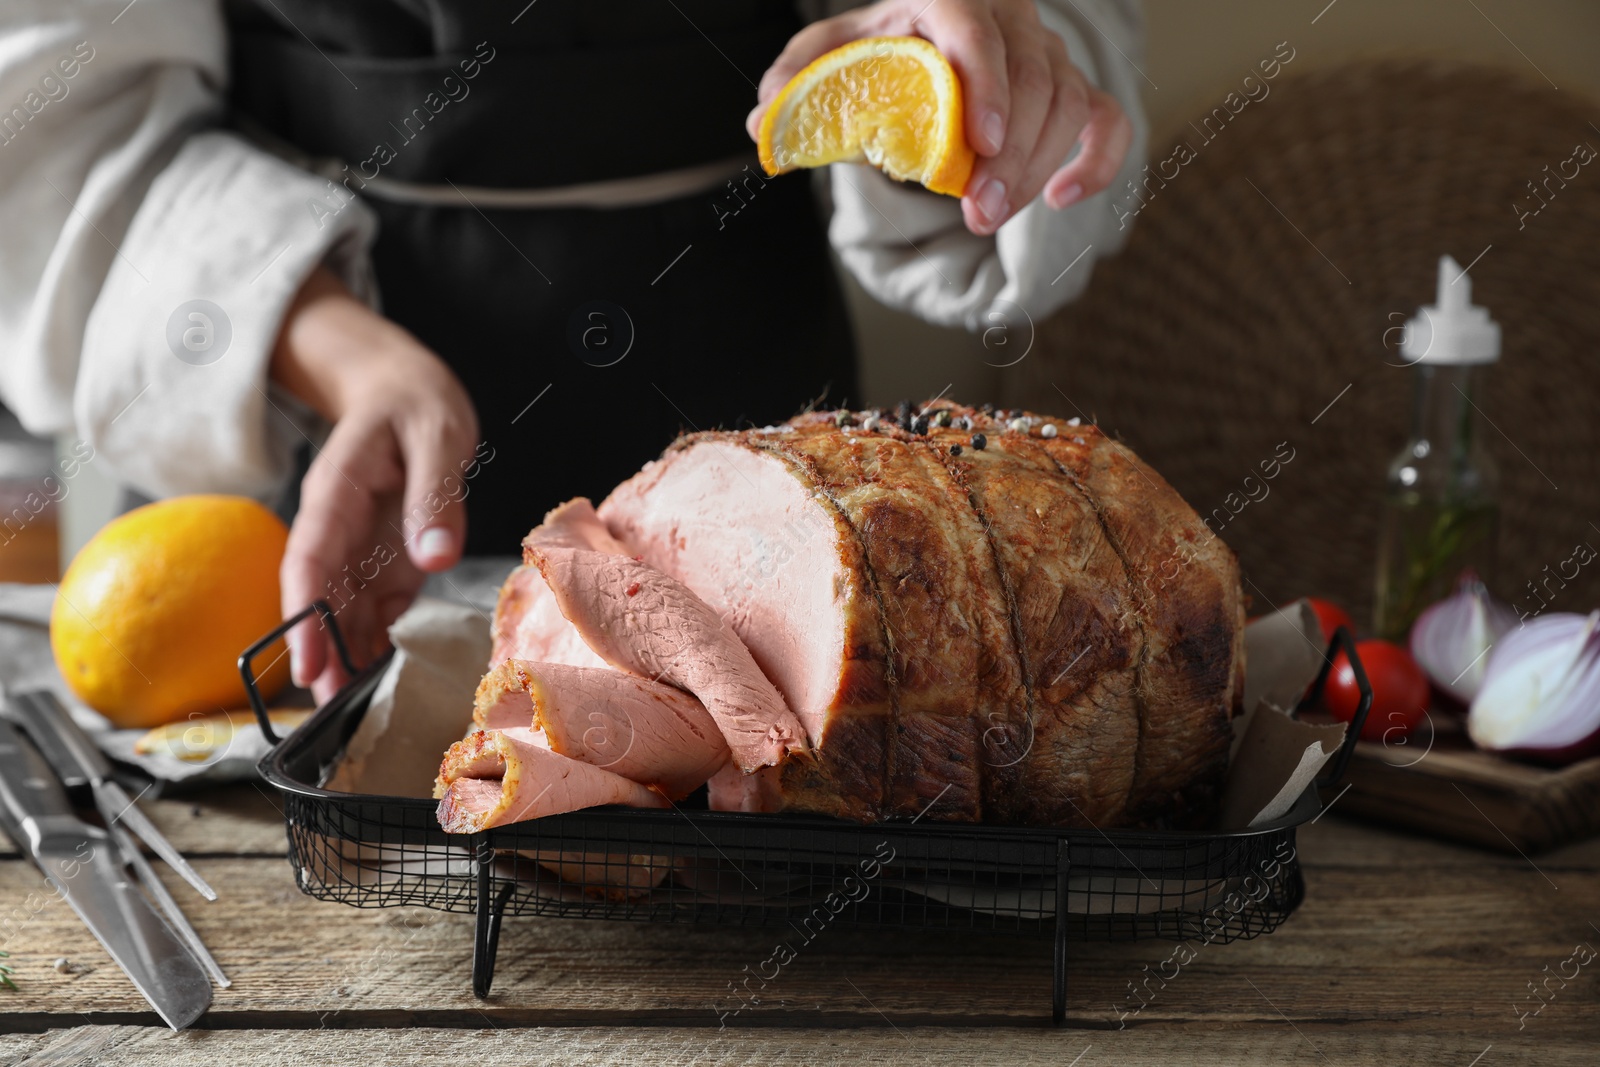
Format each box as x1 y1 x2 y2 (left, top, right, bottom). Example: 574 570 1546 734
1409 573 1518 704
1467 610 1600 765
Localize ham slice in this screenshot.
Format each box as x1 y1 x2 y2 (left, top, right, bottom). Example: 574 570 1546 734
474 659 728 799
489 499 631 668
435 727 667 833
524 541 807 773
530 497 634 554
491 565 610 670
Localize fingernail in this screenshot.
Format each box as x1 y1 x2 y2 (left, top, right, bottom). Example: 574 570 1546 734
287 630 306 687
1054 182 1084 209
982 111 1005 153
416 526 453 562
973 177 1008 223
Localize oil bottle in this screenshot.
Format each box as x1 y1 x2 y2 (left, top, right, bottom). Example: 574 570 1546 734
1373 254 1501 640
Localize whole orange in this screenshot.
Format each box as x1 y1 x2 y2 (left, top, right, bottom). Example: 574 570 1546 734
51 494 291 729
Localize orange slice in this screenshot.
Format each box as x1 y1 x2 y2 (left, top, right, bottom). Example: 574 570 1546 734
757 36 974 197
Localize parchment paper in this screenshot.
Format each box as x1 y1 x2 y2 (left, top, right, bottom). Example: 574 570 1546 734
324 598 487 797
1217 599 1346 829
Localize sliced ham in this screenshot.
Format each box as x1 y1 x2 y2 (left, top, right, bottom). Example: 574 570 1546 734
435 727 667 833
524 541 807 773
489 499 630 668
599 440 885 821
527 497 634 554
491 565 609 670
474 659 728 799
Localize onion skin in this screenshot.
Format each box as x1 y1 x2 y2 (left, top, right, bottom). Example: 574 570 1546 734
1467 611 1600 767
1409 573 1517 705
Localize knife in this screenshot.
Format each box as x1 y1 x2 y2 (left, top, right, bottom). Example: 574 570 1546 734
0 692 230 985
0 719 211 1029
2 691 216 901
101 817 231 988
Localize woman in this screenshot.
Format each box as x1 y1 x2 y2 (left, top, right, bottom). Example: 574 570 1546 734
0 0 1145 699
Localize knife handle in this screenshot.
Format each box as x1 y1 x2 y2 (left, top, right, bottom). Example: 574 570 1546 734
0 718 79 853
0 691 95 791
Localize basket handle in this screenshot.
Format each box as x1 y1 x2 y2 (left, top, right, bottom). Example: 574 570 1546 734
238 600 356 745
1293 624 1371 789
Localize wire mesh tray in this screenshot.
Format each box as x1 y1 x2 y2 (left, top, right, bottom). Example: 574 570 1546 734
244 602 1370 1023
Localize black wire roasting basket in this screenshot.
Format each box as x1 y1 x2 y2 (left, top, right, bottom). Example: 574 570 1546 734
243 601 1370 1024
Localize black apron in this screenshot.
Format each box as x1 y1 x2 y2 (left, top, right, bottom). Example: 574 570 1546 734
226 1 858 554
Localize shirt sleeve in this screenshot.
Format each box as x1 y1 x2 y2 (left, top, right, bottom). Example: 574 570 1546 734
817 0 1150 331
0 0 378 502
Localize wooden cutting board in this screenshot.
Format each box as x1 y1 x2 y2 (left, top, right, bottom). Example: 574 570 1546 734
1332 708 1600 855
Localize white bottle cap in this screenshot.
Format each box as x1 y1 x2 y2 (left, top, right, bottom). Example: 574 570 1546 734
1401 254 1501 365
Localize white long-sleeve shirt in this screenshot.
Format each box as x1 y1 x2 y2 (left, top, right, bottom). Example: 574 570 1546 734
0 0 1147 502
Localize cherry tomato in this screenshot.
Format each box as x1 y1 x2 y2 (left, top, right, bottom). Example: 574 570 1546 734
1323 639 1428 743
1305 597 1355 643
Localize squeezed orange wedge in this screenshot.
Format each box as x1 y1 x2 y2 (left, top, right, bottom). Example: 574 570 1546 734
757 36 975 197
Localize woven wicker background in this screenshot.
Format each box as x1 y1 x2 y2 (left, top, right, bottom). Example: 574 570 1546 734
1015 60 1600 627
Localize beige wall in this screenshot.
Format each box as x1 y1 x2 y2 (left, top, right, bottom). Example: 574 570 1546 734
846 0 1600 408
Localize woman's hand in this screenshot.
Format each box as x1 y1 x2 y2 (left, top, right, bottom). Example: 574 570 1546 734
270 267 480 702
747 0 1133 236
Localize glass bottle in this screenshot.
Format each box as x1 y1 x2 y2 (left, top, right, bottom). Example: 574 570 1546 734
1373 256 1501 640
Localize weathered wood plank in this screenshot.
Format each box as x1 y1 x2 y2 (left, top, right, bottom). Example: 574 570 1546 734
1303 809 1600 869
10 1024 1600 1067
0 856 1595 1035
0 783 289 861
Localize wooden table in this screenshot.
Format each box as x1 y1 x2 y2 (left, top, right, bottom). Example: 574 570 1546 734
2 784 1597 1065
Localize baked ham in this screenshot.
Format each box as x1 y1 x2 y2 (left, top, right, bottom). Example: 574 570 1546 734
597 401 1244 828
443 400 1242 832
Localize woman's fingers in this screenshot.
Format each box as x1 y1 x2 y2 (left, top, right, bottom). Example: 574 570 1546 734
959 5 1057 233
918 0 1009 155
396 383 477 574
310 666 346 706
1044 88 1134 209
1008 42 1094 219
280 418 388 689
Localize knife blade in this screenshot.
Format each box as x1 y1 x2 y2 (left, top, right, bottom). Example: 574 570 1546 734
3 690 216 900
0 719 212 1029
